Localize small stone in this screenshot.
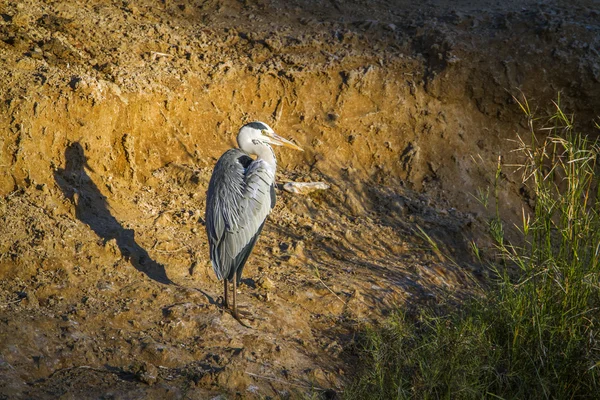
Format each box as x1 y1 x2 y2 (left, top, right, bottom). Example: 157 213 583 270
293 241 305 257
21 291 39 308
131 361 158 385
246 385 260 394
30 47 43 59
257 276 274 290
104 238 119 257
308 367 328 384
344 229 354 242
129 319 141 328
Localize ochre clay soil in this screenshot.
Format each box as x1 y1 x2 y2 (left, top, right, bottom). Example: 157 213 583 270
0 0 599 398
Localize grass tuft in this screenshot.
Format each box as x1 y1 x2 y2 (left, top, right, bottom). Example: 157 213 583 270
346 96 600 399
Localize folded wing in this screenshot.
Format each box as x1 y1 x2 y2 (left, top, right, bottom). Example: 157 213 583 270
205 149 275 283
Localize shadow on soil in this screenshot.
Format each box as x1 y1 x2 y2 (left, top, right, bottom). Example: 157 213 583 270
277 172 482 306
54 142 172 285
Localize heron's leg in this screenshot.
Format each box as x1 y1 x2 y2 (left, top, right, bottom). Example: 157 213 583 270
232 277 237 317
223 279 229 309
231 278 253 327
230 279 258 325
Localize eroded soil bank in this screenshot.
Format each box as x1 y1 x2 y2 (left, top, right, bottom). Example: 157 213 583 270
1 0 599 398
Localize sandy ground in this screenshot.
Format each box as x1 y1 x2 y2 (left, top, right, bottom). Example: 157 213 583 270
0 0 599 398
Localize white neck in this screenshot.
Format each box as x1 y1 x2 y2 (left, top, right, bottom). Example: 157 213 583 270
239 138 277 171
253 143 277 170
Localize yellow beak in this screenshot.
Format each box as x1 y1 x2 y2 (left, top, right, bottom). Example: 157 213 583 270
266 131 304 151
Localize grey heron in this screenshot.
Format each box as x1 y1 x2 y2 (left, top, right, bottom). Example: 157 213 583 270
205 121 303 323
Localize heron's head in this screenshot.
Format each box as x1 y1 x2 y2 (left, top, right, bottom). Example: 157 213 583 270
237 121 303 152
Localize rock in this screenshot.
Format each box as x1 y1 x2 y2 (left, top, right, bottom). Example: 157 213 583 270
131 361 159 385
344 190 365 215
283 182 330 194
20 291 39 308
293 240 305 254
308 367 328 384
257 276 275 290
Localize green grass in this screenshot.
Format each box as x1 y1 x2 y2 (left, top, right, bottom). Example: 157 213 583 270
346 97 600 399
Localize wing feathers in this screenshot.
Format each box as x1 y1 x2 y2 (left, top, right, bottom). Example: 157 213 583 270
205 149 276 282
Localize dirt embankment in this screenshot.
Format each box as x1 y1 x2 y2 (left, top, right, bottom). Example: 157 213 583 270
1 0 599 398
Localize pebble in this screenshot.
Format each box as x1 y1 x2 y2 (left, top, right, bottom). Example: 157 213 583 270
131 361 158 385
257 276 275 290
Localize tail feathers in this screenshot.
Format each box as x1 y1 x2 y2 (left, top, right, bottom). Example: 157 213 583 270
210 245 228 281
209 222 266 284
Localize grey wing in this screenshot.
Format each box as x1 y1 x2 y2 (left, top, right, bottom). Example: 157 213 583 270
205 149 275 282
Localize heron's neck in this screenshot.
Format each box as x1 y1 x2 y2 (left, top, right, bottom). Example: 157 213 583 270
239 141 277 172
254 144 277 171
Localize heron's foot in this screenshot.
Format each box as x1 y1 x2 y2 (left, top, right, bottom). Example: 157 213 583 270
231 309 254 329
234 307 267 323
235 306 254 319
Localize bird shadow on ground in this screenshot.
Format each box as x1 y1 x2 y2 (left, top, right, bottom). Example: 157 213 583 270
189 287 218 305
54 142 172 285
